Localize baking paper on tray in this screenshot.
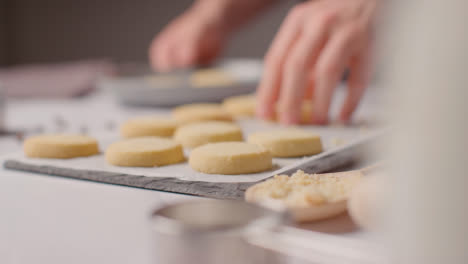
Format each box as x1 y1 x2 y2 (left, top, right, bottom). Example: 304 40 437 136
4 119 374 183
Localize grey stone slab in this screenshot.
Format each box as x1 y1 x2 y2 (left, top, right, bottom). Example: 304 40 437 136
3 133 381 199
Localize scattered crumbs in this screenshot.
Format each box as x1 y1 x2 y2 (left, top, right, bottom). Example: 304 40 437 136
53 115 68 129
331 137 346 147
14 131 24 142
105 120 116 131
329 121 346 128
359 125 369 134
0 129 25 142
248 170 362 207
79 125 88 134
34 125 45 134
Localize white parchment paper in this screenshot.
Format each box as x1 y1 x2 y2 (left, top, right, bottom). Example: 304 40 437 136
6 119 374 183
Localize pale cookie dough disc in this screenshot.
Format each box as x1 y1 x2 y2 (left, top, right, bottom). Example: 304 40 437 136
245 170 362 222
248 129 322 158
174 121 243 148
189 142 272 175
298 100 313 123
24 134 99 159
275 100 313 124
172 103 233 124
190 69 235 88
144 74 183 88
222 94 256 117
121 116 179 138
221 96 312 121
106 137 184 167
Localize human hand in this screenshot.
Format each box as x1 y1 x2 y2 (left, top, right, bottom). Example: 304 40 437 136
256 0 377 125
149 3 227 72
149 0 276 72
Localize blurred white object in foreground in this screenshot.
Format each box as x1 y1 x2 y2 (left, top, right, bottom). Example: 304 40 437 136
348 174 382 231
383 0 468 263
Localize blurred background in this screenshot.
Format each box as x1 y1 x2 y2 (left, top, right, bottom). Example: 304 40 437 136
0 0 295 66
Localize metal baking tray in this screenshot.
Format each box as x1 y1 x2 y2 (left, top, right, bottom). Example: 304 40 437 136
98 59 262 106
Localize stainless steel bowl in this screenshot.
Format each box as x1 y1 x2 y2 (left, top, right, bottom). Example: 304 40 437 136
150 199 288 264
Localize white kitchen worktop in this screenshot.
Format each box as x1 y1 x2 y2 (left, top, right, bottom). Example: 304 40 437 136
0 87 383 264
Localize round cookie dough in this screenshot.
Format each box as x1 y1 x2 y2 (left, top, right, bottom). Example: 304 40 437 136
190 69 235 88
298 100 313 123
24 134 99 159
174 121 243 148
189 142 272 175
221 95 312 122
248 129 322 157
275 100 313 124
222 94 256 117
106 137 184 167
121 116 179 138
172 103 233 124
144 74 183 88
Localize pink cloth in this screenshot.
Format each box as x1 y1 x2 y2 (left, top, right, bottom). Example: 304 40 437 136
0 60 115 98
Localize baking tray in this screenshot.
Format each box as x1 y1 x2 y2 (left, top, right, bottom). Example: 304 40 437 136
3 119 381 199
98 59 262 106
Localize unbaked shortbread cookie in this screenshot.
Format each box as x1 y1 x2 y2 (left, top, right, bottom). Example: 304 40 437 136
275 100 314 124
120 116 179 138
222 94 256 117
172 103 233 124
24 134 99 159
190 69 235 88
245 170 362 222
221 95 313 122
189 142 272 175
144 74 183 88
174 121 243 148
106 137 184 167
247 129 323 157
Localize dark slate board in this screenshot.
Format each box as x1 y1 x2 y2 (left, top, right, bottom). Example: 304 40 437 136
4 134 380 199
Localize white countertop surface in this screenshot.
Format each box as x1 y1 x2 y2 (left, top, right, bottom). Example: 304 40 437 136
0 87 383 264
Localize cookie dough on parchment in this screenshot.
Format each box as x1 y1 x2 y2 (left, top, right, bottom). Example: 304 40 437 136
120 116 179 138
222 94 256 118
189 142 272 175
106 137 184 167
174 121 243 148
248 129 322 157
190 69 235 88
23 134 99 159
221 94 314 123
172 103 233 124
275 100 314 124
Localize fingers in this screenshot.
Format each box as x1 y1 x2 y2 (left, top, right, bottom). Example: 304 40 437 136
196 33 223 66
151 32 220 73
149 11 224 72
149 33 178 72
149 40 159 71
313 24 360 124
304 78 315 100
258 0 375 125
256 4 308 120
277 14 332 124
340 41 372 122
177 44 199 68
149 36 165 71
